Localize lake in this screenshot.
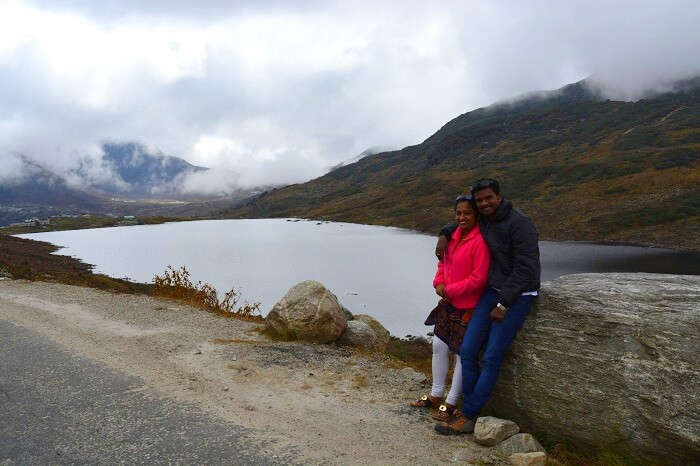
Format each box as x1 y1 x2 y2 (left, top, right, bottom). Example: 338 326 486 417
19 219 700 338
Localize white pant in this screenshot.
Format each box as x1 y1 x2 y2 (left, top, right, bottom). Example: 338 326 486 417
430 337 462 406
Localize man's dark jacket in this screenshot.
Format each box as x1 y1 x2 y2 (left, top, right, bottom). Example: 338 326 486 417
441 199 540 307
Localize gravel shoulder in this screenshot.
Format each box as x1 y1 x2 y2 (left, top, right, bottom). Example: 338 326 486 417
0 280 507 464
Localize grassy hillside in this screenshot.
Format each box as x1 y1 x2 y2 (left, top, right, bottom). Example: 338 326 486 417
226 79 700 251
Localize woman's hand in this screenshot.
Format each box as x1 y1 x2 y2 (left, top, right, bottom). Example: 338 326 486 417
435 284 449 302
490 306 506 322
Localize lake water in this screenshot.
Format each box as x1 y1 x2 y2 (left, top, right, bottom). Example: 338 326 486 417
19 219 699 338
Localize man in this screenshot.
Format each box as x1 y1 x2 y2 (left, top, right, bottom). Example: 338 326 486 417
434 178 540 435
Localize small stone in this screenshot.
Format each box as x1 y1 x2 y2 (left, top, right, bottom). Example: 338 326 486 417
341 306 354 321
450 449 484 463
496 433 545 455
354 314 391 350
398 367 426 383
474 416 520 446
338 320 380 349
508 452 546 466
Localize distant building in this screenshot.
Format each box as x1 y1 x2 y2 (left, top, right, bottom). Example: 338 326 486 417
119 215 138 226
14 218 50 227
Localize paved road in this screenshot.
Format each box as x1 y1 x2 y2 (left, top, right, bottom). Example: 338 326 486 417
0 320 289 465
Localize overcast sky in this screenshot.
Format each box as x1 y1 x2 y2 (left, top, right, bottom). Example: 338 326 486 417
1 0 699 192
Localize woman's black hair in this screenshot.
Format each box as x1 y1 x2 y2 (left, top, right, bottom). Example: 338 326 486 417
454 194 477 212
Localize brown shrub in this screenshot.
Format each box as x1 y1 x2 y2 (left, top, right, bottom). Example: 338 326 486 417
153 266 263 322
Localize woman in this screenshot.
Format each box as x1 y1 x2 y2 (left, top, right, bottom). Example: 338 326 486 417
410 195 490 421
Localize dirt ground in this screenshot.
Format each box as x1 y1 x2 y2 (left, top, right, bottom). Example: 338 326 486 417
0 279 511 465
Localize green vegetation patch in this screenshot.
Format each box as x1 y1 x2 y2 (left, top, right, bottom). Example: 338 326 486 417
591 191 700 229
613 126 669 150
652 147 699 169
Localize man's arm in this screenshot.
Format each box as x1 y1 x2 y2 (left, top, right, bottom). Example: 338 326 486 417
497 217 540 307
435 221 458 260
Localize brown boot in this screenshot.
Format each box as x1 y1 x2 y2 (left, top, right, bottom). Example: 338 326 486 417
409 394 442 409
434 410 475 435
431 403 457 422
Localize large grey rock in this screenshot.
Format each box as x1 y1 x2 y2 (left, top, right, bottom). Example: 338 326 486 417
496 434 545 455
354 314 390 350
338 320 379 349
489 273 700 464
265 280 346 343
474 416 519 446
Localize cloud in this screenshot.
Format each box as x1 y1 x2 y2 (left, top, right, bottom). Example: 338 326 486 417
0 153 30 185
1 0 699 194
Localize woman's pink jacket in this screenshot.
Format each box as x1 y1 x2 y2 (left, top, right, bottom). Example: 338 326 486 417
433 225 491 309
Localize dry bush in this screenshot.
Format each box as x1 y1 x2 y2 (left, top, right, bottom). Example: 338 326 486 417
153 265 263 322
386 335 432 375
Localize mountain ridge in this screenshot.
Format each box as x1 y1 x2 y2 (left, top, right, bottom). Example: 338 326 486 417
0 145 251 225
74 142 209 199
225 78 700 251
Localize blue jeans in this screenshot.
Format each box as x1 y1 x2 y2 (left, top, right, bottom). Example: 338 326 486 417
460 288 534 419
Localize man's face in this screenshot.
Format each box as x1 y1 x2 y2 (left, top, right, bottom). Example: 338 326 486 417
474 188 503 217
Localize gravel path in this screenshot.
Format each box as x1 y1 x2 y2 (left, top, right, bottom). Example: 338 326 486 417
1 320 282 465
0 280 506 464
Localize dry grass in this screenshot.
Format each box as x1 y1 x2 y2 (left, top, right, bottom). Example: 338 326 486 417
352 374 368 389
153 265 263 322
211 337 263 345
385 335 432 375
545 443 660 466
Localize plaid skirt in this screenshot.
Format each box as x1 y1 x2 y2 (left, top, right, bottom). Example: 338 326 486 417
424 300 474 353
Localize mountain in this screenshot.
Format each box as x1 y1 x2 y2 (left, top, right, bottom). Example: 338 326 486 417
225 78 700 251
0 148 264 226
76 142 209 198
327 146 391 172
0 157 107 225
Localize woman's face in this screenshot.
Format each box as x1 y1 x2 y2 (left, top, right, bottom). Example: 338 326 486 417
455 201 477 231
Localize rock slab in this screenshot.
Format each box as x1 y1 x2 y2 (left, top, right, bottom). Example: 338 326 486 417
265 280 346 343
490 273 700 464
474 416 520 446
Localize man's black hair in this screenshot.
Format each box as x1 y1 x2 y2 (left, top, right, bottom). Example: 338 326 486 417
470 178 500 195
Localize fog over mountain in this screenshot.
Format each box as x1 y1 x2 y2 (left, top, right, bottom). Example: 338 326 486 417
1 0 699 194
